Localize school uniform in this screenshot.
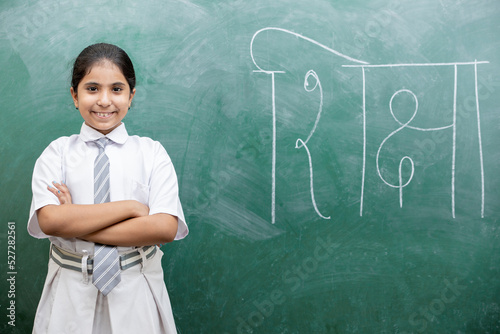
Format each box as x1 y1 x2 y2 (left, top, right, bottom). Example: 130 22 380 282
28 122 188 334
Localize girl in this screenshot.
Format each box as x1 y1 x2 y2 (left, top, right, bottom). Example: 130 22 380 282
28 43 188 333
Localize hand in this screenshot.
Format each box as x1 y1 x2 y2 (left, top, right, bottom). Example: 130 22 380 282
133 201 150 217
48 181 72 205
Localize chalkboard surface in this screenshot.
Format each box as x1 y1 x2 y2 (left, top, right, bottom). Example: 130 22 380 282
1 0 499 333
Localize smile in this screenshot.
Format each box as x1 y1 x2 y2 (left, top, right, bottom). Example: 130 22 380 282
92 111 115 119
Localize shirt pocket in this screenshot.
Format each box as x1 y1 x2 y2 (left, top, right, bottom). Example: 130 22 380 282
126 179 150 206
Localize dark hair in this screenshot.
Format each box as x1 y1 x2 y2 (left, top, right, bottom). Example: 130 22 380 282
71 43 136 93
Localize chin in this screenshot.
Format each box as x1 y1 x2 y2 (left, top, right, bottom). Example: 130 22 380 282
87 122 121 135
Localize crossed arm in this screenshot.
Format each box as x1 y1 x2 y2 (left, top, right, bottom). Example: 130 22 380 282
37 182 178 247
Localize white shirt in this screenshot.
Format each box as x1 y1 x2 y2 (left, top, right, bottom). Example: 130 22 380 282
28 122 188 255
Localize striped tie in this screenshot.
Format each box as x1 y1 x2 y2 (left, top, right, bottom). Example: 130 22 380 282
92 138 121 296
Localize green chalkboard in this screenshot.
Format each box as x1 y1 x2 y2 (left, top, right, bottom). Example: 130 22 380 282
1 0 499 333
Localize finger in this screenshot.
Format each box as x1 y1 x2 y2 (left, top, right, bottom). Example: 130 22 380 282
52 181 68 193
47 185 59 197
48 185 67 203
51 181 73 205
48 181 66 197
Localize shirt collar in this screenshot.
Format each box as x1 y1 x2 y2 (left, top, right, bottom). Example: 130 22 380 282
79 122 129 145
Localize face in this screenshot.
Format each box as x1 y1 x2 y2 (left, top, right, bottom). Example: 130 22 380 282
71 60 135 135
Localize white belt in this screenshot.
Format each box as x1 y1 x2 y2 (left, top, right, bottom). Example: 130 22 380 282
50 243 157 274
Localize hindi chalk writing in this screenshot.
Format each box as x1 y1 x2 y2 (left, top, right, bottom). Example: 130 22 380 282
251 27 489 224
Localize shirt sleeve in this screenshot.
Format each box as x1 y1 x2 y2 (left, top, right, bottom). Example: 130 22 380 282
27 139 65 239
148 141 188 240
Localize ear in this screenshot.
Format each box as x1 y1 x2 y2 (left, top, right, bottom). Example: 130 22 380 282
128 88 136 109
70 87 79 109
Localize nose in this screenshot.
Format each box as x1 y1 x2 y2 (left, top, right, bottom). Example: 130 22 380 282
97 90 112 107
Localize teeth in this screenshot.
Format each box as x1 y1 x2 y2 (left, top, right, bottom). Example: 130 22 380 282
95 112 111 117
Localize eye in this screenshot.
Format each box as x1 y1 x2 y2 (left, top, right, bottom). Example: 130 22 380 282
86 86 98 92
112 87 123 92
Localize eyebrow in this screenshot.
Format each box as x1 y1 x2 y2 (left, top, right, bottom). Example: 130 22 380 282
83 81 127 86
